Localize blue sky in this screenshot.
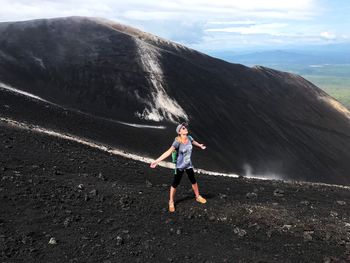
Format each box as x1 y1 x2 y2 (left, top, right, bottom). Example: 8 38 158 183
0 0 349 52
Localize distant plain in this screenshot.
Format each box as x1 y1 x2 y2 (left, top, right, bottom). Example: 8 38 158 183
269 64 350 109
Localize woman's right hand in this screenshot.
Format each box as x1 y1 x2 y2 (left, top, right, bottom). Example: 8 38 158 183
150 161 158 168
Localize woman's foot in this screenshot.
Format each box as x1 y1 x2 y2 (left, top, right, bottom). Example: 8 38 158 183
196 195 207 204
169 201 175 212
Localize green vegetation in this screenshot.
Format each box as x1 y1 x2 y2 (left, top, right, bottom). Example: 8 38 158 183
303 75 350 108
266 64 350 109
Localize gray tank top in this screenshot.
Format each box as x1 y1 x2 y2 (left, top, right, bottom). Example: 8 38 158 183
171 136 194 171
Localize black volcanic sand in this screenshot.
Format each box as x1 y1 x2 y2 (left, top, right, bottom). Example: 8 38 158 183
1 122 350 262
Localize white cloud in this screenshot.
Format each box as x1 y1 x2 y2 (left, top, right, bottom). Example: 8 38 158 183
320 31 336 40
205 23 288 35
0 0 347 51
207 20 256 25
0 0 316 23
122 10 183 21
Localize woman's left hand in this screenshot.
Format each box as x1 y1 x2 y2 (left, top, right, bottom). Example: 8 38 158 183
199 144 206 150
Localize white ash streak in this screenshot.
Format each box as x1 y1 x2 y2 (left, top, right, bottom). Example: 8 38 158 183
0 82 50 103
0 116 235 177
0 82 165 129
2 116 350 190
134 39 188 123
33 56 46 69
116 121 166 129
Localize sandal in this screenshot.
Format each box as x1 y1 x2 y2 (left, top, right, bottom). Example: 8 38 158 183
169 201 175 212
196 195 207 204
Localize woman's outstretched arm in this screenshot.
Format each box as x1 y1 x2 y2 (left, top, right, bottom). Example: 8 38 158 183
192 140 206 149
150 146 175 168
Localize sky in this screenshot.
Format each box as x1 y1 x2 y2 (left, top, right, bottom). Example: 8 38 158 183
0 0 349 52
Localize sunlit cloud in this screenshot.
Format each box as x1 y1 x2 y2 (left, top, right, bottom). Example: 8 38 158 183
320 31 336 40
206 21 256 25
205 23 289 35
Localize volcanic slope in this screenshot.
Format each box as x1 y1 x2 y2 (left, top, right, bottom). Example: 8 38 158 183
2 119 350 262
1 17 350 184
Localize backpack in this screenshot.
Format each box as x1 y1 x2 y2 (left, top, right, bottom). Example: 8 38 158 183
171 135 193 174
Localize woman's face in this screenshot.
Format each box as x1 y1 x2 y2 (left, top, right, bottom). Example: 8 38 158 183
178 125 188 136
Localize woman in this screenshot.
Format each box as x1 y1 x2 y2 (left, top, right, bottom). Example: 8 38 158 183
150 122 207 212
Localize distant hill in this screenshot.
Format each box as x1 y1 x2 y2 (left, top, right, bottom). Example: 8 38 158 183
209 48 350 66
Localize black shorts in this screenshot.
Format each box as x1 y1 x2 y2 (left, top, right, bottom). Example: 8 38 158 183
171 168 197 188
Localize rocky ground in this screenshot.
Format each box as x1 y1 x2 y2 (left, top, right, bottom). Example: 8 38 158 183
1 121 350 262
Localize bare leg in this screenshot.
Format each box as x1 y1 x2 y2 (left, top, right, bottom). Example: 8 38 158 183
169 186 177 203
191 183 200 198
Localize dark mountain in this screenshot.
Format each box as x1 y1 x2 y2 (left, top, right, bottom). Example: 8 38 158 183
1 16 350 185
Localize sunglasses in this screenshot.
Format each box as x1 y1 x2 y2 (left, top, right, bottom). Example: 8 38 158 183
180 122 188 129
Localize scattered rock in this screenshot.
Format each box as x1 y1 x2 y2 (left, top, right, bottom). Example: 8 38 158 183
266 229 273 238
233 227 246 237
77 184 84 190
21 236 31 244
63 217 72 228
323 232 331 241
116 236 124 246
218 193 227 199
119 195 132 210
187 214 194 219
146 180 153 188
300 200 310 205
282 225 292 232
89 189 98 196
48 237 57 245
98 172 106 181
54 169 62 175
209 216 216 222
273 189 284 197
246 192 257 199
336 200 346 206
330 211 338 217
303 231 314 242
219 216 227 222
